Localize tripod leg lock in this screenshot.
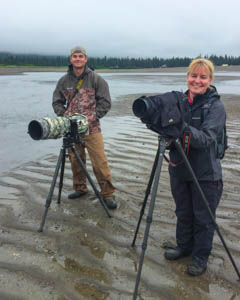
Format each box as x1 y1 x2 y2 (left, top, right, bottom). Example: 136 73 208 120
142 242 147 250
146 216 152 224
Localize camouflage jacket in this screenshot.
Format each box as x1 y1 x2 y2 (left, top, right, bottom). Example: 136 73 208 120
52 65 111 134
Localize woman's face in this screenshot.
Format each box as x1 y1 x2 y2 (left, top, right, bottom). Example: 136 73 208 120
187 66 212 99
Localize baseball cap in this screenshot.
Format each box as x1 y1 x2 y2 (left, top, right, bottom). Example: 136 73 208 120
70 46 87 55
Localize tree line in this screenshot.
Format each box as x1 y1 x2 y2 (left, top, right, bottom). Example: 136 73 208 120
0 52 240 69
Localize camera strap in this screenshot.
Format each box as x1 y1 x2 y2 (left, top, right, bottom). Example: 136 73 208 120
182 132 191 155
76 78 84 91
66 78 85 110
164 155 185 167
164 133 191 167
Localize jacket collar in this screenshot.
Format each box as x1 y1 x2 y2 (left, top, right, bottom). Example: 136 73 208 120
68 64 90 79
185 85 219 110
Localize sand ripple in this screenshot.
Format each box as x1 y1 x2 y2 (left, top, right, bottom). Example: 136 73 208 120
0 103 240 299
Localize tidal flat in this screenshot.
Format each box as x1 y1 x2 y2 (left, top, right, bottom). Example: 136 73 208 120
0 68 240 299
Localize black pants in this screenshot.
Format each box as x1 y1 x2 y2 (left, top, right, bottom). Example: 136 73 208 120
170 176 223 267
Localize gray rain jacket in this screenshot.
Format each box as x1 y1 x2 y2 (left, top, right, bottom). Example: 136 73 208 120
169 86 226 182
52 65 111 134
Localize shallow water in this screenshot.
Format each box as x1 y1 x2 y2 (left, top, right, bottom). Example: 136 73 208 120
0 71 240 173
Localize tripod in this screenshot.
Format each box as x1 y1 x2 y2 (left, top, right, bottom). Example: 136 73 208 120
132 136 240 300
38 126 111 232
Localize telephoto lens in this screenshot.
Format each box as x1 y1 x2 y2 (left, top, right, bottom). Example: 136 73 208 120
28 114 88 140
132 96 150 118
132 91 187 138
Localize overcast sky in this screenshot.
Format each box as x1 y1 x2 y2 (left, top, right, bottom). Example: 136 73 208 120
0 0 239 58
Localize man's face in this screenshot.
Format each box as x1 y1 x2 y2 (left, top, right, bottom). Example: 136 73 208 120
70 52 88 69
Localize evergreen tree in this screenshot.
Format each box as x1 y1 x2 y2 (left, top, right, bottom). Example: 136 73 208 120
0 52 239 69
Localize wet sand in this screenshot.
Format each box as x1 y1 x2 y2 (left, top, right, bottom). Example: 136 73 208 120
0 70 240 299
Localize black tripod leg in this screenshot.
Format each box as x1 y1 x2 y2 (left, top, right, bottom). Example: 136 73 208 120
38 148 65 232
133 138 166 300
173 139 240 281
70 146 112 218
132 141 161 247
57 148 66 204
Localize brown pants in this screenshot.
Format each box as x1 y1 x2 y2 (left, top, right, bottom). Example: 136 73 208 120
68 132 115 198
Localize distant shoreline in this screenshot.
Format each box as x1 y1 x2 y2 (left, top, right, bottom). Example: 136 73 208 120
1 65 240 75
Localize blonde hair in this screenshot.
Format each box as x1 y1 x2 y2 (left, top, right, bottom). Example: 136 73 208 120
187 58 214 80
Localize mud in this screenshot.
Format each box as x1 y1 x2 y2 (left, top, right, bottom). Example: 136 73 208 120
0 91 240 299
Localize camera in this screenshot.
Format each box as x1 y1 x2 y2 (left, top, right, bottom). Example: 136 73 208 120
28 114 89 140
132 91 188 138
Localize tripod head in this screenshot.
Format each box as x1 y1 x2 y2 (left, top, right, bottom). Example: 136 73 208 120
70 119 85 144
62 119 85 148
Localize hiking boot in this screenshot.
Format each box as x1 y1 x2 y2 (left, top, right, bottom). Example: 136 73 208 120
103 196 117 209
187 261 206 276
164 247 191 260
68 190 88 199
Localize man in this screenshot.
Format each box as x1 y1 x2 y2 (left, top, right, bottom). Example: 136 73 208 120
52 45 116 209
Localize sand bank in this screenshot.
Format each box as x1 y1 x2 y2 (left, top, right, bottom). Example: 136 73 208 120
1 65 240 76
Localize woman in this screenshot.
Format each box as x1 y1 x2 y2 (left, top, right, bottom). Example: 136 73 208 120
164 58 226 276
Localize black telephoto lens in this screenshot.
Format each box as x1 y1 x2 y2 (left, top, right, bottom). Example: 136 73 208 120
28 120 43 140
132 97 149 118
